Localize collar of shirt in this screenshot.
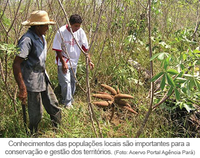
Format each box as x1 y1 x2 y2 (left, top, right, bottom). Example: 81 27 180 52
66 24 70 32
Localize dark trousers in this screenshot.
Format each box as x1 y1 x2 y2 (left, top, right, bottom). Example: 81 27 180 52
27 84 61 133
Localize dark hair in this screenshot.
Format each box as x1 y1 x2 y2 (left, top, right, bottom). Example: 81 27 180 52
69 14 82 25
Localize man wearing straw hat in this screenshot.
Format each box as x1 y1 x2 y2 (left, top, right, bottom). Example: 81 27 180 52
13 10 61 134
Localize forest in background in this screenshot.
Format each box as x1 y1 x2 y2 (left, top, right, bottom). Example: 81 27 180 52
0 0 200 138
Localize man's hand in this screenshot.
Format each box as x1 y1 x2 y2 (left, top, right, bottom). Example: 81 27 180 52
86 53 94 70
18 87 27 105
13 56 27 104
89 61 94 70
62 62 68 74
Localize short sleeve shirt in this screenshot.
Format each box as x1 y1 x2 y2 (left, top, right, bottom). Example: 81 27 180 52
52 25 89 68
17 28 47 92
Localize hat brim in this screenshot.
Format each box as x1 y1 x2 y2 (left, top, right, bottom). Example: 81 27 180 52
22 20 56 26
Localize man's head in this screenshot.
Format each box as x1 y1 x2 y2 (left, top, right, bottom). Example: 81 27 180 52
69 14 82 32
31 25 49 36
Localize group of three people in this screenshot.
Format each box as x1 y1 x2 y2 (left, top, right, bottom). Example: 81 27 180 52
13 10 94 134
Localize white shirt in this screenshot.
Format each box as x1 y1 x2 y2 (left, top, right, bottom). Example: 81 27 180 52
52 25 89 68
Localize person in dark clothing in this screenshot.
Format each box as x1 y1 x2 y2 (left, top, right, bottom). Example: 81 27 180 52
13 10 61 134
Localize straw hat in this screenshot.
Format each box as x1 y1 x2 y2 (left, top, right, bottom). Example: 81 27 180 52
22 10 56 26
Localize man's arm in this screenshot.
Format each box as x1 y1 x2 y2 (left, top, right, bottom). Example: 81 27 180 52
87 53 94 70
81 39 94 70
56 51 68 74
13 56 27 104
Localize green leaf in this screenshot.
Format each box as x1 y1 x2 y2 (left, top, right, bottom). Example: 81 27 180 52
158 53 165 60
159 52 169 61
160 74 166 90
183 103 195 113
177 71 184 78
167 86 174 96
166 73 175 87
177 102 184 110
184 74 193 78
175 89 180 100
163 57 169 70
189 78 195 89
151 72 164 82
159 41 167 46
182 53 187 60
175 77 187 84
181 87 187 94
194 79 200 91
180 63 185 70
186 82 191 96
150 53 162 61
167 69 179 75
193 49 200 54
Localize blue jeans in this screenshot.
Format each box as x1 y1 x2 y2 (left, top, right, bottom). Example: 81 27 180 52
58 67 77 106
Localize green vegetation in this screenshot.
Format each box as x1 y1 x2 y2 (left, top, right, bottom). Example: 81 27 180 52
0 0 199 138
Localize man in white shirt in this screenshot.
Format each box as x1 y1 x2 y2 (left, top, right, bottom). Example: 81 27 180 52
52 14 94 108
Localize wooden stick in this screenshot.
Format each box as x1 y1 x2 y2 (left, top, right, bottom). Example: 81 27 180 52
57 0 102 137
57 0 87 56
55 21 87 93
135 0 154 138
